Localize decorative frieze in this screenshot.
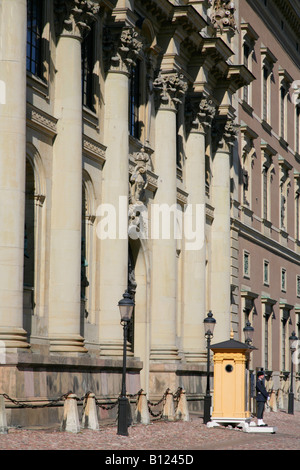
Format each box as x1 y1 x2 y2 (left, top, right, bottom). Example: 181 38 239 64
153 73 188 111
26 104 58 138
54 0 100 39
103 27 143 75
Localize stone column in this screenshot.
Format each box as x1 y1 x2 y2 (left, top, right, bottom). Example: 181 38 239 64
0 0 29 349
150 73 187 361
98 28 142 356
49 1 99 353
183 96 215 361
210 117 237 343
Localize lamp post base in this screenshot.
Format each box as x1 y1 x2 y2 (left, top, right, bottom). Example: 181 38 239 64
117 396 130 436
203 395 211 424
288 392 294 415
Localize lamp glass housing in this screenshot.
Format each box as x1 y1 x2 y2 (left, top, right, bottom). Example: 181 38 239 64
204 311 216 337
243 321 254 344
289 331 298 352
118 291 134 322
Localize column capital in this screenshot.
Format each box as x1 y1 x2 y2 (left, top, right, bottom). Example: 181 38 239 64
212 116 238 153
153 72 188 111
54 0 100 40
104 27 143 75
186 95 216 134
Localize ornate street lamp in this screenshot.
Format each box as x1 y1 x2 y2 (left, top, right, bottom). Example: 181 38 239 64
288 331 298 415
203 310 216 424
243 321 254 347
117 290 135 436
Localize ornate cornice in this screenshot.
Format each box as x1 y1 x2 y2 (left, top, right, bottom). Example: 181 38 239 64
54 0 100 39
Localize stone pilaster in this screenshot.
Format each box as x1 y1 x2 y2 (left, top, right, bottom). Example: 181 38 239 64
0 0 29 349
183 96 215 361
98 27 143 356
210 116 237 343
49 1 100 354
150 72 187 361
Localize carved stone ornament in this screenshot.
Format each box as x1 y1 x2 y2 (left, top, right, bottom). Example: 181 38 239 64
185 96 216 134
153 73 188 111
54 0 100 39
129 148 149 205
104 27 143 75
128 148 150 241
212 117 238 153
209 0 236 32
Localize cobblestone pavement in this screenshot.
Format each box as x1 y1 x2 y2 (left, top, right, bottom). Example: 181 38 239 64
0 410 299 453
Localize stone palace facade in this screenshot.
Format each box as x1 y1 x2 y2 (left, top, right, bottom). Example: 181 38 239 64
0 0 299 426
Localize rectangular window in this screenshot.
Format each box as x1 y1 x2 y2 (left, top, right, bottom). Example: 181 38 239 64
243 43 250 103
281 317 287 370
81 26 95 111
263 260 269 285
27 0 43 78
129 60 140 138
280 86 285 138
296 193 300 240
281 268 286 292
264 314 269 370
297 275 300 297
296 106 300 154
262 66 269 122
263 165 268 219
243 251 250 277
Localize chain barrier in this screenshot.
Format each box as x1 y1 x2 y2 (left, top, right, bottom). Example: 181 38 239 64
1 387 184 419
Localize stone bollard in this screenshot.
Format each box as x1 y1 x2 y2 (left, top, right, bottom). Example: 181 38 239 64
135 391 150 425
162 389 175 421
82 393 99 430
61 393 81 433
0 395 8 434
175 389 190 422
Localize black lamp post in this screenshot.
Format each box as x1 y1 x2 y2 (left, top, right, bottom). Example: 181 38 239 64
203 310 216 424
117 290 135 436
288 331 298 415
243 321 254 347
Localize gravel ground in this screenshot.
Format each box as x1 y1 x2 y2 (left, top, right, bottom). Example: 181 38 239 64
0 410 299 453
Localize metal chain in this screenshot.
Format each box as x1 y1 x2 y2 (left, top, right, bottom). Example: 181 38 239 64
1 391 72 409
1 388 183 418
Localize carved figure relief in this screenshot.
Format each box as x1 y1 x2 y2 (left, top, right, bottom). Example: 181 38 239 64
128 149 150 241
209 0 236 32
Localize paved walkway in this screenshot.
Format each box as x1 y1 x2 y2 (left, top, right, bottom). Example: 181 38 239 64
0 410 299 452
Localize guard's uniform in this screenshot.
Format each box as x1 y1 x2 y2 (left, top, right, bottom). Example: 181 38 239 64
256 372 269 425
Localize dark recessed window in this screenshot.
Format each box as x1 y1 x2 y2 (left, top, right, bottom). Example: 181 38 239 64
129 60 140 138
27 0 43 78
82 25 95 112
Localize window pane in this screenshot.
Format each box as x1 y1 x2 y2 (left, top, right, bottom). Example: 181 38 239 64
27 0 43 78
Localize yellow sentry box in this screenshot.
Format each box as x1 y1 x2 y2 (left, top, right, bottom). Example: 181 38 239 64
209 337 253 426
